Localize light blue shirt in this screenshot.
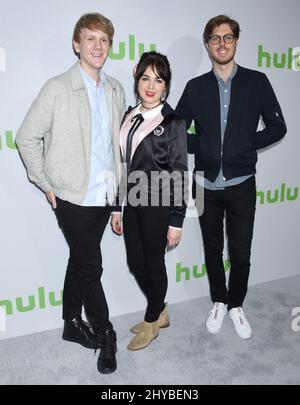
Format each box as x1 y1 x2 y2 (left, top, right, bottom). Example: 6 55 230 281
80 67 113 206
196 64 253 190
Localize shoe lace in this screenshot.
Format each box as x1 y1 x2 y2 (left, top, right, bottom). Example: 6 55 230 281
209 303 224 319
94 331 115 358
237 308 246 325
103 337 114 357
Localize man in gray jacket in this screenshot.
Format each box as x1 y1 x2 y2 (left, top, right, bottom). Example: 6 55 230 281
16 12 126 374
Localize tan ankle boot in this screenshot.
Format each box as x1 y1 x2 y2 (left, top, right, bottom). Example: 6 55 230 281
127 320 159 350
130 305 170 334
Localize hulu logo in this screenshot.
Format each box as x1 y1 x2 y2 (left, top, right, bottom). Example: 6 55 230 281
109 34 156 60
0 287 63 316
257 183 298 205
258 45 300 71
0 131 16 151
176 260 230 283
188 124 196 135
0 47 6 72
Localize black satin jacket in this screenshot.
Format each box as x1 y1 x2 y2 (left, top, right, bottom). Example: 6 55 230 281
118 102 188 228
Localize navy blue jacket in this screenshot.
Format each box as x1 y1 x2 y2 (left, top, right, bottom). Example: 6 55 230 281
176 65 287 182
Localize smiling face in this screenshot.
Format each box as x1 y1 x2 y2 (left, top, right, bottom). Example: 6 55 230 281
137 66 166 108
206 23 237 66
73 28 110 79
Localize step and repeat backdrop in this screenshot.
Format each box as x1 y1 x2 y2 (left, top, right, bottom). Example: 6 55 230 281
1 0 299 339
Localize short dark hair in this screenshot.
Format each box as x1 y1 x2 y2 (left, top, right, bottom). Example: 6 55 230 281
134 51 172 102
203 15 240 44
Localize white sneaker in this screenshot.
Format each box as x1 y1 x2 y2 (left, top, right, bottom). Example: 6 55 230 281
206 302 227 334
228 307 252 339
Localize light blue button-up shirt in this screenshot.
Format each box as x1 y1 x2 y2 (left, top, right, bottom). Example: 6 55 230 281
80 67 113 206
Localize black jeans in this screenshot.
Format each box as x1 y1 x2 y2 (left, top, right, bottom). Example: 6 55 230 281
197 176 256 310
55 198 112 333
123 205 170 322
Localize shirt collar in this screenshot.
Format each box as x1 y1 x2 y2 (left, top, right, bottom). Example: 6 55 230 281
133 103 164 120
80 65 106 87
213 63 238 84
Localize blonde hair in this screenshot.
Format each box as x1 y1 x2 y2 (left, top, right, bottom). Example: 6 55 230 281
72 12 114 48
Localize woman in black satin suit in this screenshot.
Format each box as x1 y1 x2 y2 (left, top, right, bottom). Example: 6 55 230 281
111 51 188 351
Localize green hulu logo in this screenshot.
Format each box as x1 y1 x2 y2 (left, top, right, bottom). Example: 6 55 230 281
258 45 300 71
0 287 63 316
109 34 156 60
0 131 16 150
257 183 298 205
188 124 196 135
176 260 230 283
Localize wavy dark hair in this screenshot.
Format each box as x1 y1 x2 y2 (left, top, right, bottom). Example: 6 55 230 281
134 51 171 102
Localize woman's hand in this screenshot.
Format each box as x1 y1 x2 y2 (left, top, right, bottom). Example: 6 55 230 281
111 213 123 235
167 228 182 248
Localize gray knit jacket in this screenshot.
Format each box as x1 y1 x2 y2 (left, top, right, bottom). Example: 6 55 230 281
16 62 126 204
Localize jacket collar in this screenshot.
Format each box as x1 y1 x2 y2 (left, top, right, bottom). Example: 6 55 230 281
125 101 176 119
161 102 175 117
209 64 241 83
70 61 116 91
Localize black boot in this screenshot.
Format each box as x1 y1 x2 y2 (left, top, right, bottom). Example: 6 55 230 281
97 329 117 374
62 316 101 349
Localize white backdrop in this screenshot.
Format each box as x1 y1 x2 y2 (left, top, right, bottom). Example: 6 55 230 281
1 0 299 339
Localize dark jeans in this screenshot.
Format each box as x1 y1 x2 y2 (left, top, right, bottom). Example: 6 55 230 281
55 198 112 333
197 176 256 310
123 205 170 322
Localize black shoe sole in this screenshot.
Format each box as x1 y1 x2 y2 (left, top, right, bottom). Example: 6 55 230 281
97 364 117 374
97 347 117 374
62 335 101 349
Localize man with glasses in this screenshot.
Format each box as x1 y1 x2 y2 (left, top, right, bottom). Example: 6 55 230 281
176 15 286 339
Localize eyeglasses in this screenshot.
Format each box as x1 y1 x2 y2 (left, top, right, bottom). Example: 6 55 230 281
208 34 236 45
